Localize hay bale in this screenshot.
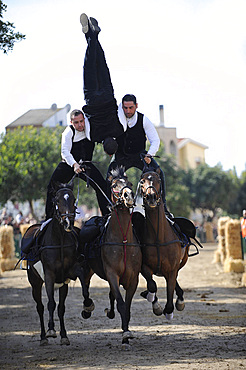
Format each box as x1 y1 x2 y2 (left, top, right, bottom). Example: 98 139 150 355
242 272 246 286
225 219 242 260
216 217 230 263
212 249 221 263
20 224 30 236
205 222 214 243
0 225 18 272
0 225 15 259
224 257 245 273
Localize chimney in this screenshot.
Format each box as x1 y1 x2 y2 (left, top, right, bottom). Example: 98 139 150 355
159 104 164 127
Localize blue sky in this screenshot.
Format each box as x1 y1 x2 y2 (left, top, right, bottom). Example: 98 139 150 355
1 0 246 175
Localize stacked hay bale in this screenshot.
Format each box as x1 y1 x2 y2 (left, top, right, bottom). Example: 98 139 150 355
0 235 2 276
205 222 214 243
20 224 30 237
224 219 244 273
214 217 230 263
0 225 18 272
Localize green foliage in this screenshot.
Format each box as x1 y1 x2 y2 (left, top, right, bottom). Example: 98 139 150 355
0 1 26 54
183 163 239 220
155 143 191 217
0 126 63 208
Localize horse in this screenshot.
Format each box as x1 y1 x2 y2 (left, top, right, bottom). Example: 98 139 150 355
79 166 142 347
137 167 188 319
22 182 94 346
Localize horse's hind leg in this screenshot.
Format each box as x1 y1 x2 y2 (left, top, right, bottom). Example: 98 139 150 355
105 289 115 319
175 280 185 311
28 269 47 345
58 284 70 345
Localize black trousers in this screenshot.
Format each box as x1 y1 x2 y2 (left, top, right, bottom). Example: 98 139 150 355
107 152 168 207
83 33 114 105
45 161 109 218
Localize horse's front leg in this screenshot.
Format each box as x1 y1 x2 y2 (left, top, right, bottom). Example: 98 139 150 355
141 264 163 316
44 273 57 339
77 264 95 319
58 283 70 345
105 289 115 319
163 271 177 320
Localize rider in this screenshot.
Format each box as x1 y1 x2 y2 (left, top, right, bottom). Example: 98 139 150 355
108 94 172 218
80 13 124 153
80 14 172 217
45 109 109 219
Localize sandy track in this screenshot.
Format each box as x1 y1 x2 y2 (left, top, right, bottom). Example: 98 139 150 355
0 243 245 369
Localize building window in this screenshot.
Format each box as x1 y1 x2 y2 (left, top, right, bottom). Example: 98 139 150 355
59 121 63 126
169 140 176 156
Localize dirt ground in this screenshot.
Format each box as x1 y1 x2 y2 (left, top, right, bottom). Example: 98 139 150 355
0 242 245 370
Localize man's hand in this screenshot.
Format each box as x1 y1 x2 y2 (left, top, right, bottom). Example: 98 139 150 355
73 162 82 174
144 155 152 165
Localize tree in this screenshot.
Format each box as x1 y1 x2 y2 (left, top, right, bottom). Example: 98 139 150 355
183 163 238 222
0 126 63 218
0 1 25 54
155 144 191 217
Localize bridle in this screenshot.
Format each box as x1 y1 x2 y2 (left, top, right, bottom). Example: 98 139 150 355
140 172 162 208
110 179 135 209
54 187 76 231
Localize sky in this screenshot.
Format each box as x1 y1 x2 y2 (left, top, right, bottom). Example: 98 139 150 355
1 0 246 176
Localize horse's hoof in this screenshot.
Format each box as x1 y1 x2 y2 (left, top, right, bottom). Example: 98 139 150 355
46 329 57 338
152 301 163 316
81 310 91 319
105 308 115 319
83 301 95 312
176 298 185 311
165 312 174 320
60 337 70 346
40 338 49 346
122 343 131 351
122 330 134 340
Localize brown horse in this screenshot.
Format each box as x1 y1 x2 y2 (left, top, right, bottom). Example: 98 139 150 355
79 167 142 346
23 182 94 345
138 168 188 319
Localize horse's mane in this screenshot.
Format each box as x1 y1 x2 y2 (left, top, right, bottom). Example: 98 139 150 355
109 166 127 182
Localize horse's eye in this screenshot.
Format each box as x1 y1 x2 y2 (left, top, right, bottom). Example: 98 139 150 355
112 183 117 189
140 179 145 185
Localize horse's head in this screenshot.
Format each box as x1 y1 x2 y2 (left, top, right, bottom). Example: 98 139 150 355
53 182 76 232
140 168 162 208
108 166 135 208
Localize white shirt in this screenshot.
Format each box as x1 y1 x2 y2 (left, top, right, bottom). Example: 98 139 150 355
61 120 91 167
117 103 160 156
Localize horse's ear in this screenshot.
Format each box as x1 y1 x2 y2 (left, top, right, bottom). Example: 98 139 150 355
156 166 161 175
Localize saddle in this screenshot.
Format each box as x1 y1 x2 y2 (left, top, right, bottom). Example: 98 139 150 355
132 212 203 256
79 216 109 259
21 221 51 260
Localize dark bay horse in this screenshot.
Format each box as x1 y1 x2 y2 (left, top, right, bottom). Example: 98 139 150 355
23 182 93 345
138 168 188 319
79 167 142 346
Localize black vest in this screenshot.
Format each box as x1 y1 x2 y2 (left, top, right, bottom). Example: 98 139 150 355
116 113 146 155
70 125 95 162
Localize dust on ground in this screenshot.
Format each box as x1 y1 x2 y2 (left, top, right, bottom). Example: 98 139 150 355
0 243 245 369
